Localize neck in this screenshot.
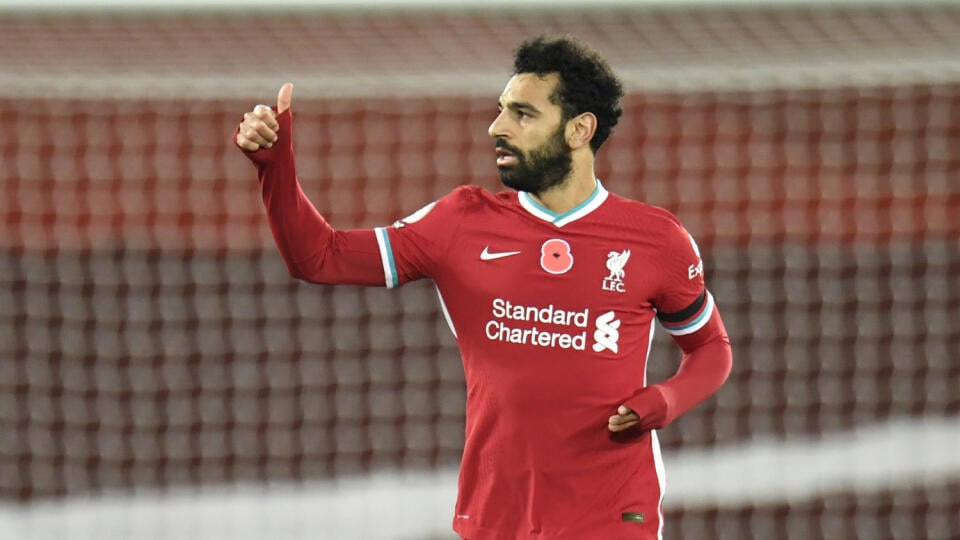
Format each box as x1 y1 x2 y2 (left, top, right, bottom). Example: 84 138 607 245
529 159 597 215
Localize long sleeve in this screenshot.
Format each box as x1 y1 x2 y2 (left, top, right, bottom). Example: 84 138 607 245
624 307 733 430
236 109 387 286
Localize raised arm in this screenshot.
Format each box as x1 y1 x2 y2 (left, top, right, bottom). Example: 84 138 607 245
234 84 387 286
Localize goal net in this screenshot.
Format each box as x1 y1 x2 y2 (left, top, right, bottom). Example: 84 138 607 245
1 2 958 539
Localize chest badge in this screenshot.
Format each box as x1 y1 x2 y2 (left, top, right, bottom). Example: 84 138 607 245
602 249 631 293
540 238 574 274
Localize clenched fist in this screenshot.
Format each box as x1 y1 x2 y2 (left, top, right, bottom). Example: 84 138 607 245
235 82 293 152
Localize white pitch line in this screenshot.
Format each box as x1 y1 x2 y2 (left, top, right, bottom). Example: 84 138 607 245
1 416 958 540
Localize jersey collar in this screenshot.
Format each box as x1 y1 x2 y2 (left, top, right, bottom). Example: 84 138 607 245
518 179 609 227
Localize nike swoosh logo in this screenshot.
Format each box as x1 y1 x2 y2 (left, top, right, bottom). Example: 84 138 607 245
480 247 522 261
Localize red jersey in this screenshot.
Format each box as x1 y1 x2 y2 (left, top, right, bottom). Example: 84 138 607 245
243 110 731 540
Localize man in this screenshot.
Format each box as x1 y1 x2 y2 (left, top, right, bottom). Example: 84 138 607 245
235 35 732 540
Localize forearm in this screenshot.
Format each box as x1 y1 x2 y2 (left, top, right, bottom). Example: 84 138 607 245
624 308 732 429
258 149 332 279
652 332 732 427
238 110 385 285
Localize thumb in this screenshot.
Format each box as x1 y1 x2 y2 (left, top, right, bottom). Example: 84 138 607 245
277 82 293 113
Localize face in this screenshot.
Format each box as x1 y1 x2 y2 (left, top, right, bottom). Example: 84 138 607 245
488 73 573 194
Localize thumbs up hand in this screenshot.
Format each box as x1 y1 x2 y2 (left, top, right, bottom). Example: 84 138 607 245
235 82 293 152
276 82 292 114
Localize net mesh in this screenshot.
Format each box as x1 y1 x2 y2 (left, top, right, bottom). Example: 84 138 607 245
2 5 959 540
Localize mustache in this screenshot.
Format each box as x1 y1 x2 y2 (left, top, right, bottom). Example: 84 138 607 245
494 138 521 155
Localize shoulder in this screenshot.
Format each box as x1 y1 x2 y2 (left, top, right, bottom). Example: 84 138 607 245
446 185 517 213
603 193 702 264
448 184 511 201
394 185 509 228
605 192 687 235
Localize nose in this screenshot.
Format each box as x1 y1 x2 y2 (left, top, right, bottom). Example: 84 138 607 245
488 110 509 139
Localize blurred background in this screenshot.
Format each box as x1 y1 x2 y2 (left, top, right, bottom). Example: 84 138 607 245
1 0 958 538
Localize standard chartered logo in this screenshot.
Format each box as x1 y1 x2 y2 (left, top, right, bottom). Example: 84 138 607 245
485 298 589 350
484 298 620 354
592 310 621 353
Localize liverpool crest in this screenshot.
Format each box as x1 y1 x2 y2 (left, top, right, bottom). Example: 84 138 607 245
602 249 630 293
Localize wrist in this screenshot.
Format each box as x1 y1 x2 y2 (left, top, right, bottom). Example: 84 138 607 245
624 385 670 430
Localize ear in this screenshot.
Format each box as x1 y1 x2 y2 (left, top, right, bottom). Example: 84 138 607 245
566 112 598 151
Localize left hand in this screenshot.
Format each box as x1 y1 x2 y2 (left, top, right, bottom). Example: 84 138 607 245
235 83 293 152
608 405 639 432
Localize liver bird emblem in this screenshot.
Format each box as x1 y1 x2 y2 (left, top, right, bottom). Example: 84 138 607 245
605 250 631 281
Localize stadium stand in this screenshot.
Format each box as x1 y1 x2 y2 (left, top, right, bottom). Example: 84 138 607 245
1 2 958 538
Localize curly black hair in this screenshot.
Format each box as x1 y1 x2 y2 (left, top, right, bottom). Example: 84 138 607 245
513 35 624 153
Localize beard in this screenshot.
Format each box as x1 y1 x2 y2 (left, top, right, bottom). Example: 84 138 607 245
496 126 573 195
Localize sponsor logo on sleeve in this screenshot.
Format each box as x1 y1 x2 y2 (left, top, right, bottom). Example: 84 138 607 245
392 201 438 228
688 260 704 280
687 233 704 280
